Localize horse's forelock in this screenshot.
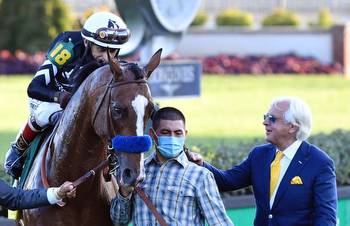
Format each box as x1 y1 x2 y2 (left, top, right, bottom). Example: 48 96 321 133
121 62 146 80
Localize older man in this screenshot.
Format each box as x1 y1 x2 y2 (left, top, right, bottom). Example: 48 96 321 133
189 96 337 226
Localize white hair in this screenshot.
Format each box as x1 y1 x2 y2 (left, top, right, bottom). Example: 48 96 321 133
271 96 312 141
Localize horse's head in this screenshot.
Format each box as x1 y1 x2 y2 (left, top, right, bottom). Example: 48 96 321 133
91 49 162 188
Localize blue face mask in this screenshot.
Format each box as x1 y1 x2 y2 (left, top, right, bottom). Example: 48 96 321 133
156 136 185 159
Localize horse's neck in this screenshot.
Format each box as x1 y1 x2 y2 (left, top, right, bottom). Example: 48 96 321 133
50 81 106 180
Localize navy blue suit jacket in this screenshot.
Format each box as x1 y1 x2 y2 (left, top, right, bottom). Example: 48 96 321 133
0 179 49 210
204 141 337 226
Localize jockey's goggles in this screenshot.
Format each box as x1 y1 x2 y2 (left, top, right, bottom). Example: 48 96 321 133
82 27 130 45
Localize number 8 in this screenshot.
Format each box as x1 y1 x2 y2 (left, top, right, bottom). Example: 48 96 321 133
55 49 72 65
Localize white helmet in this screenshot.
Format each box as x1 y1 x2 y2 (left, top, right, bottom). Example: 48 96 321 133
81 12 130 49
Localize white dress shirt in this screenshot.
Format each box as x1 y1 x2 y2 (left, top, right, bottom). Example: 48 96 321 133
47 187 64 205
269 140 302 208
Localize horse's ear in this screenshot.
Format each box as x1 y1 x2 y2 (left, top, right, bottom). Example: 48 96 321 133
108 49 122 80
144 48 162 79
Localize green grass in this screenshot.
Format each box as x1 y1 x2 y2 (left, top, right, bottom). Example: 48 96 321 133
1 75 350 163
0 76 30 164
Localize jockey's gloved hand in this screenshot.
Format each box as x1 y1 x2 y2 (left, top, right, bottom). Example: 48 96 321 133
55 90 72 109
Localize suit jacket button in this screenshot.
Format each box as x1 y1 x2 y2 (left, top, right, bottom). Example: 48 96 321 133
268 214 273 219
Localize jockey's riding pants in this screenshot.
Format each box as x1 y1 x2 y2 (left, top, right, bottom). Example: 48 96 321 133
28 98 62 128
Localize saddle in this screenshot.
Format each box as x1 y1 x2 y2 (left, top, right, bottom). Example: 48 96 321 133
18 128 53 189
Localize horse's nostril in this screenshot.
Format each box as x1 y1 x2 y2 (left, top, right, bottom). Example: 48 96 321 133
121 168 137 186
123 168 132 179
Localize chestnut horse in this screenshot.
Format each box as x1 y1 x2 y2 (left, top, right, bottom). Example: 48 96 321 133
20 49 162 226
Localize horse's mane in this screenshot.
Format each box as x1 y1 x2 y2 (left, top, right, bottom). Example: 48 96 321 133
71 60 146 95
70 62 101 93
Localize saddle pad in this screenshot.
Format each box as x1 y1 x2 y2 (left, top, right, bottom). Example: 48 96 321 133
18 133 46 189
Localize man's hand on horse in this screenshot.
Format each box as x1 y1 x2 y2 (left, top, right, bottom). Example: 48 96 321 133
57 181 76 199
118 185 134 198
185 149 204 166
55 90 72 109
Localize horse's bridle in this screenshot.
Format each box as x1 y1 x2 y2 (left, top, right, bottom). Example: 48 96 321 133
89 77 168 226
42 77 150 188
90 77 150 179
91 77 149 141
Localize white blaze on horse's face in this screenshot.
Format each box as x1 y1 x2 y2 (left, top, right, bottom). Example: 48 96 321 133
131 95 148 136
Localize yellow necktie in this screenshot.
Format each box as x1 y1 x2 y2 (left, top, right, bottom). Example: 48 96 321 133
270 151 284 198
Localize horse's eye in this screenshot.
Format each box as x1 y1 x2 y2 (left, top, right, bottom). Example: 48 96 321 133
114 107 122 115
111 103 123 118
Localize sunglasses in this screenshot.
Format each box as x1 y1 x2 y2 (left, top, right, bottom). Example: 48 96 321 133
263 114 279 123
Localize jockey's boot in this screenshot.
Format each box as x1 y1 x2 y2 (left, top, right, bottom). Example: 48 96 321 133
4 121 40 179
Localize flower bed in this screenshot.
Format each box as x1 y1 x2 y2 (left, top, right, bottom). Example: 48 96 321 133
0 50 45 75
199 54 342 74
0 50 343 75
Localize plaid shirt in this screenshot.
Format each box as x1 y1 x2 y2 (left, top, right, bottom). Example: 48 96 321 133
110 151 234 226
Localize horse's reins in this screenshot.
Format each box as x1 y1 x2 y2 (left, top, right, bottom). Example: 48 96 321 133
72 158 110 188
41 75 168 225
41 122 61 188
134 186 168 226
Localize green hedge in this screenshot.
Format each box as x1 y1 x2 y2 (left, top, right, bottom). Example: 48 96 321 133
308 129 350 185
190 10 208 27
216 9 253 27
1 129 349 196
262 9 300 27
194 129 350 196
318 8 333 29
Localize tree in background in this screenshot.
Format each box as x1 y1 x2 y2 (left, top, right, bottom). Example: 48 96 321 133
0 0 73 53
73 6 114 30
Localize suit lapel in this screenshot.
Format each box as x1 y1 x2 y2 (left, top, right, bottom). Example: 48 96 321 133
271 141 310 210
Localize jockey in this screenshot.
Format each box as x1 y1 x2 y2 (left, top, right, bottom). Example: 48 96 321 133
4 11 130 179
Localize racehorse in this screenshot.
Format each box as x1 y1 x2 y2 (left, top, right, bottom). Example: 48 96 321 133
20 49 162 226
